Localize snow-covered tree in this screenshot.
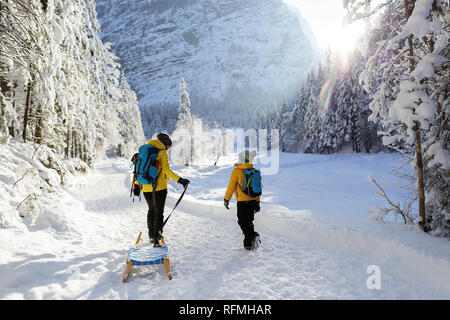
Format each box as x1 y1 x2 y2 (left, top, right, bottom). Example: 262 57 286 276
345 0 450 235
332 51 380 153
276 77 306 152
0 0 144 167
171 78 196 165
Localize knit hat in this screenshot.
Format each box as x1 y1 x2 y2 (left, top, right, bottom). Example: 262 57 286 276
238 150 257 163
157 133 172 148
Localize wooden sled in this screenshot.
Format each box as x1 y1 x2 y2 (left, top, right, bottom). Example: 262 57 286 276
122 232 172 283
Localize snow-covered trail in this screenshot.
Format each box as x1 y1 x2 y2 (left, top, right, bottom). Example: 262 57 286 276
1 154 450 299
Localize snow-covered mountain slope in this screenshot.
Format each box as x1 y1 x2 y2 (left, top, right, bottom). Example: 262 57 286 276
2 152 450 299
284 3 323 61
95 0 318 128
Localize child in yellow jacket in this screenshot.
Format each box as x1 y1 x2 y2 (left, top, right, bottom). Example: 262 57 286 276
224 150 260 250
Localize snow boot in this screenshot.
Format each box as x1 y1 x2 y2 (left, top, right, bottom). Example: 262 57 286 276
251 233 261 251
243 238 253 250
152 232 165 247
243 232 260 251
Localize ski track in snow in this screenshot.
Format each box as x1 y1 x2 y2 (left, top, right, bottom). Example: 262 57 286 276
1 154 450 300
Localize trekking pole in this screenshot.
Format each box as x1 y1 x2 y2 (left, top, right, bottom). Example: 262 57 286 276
161 183 189 229
214 154 220 166
130 174 136 198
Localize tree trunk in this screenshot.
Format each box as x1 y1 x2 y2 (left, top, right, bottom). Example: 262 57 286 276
34 105 43 144
0 74 8 97
73 132 79 158
9 120 15 137
405 0 426 231
364 137 371 154
22 81 32 142
414 123 426 230
82 135 87 162
65 125 70 158
71 129 76 158
9 83 16 137
77 135 82 159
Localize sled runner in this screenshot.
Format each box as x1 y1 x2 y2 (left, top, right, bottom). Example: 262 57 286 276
122 232 173 282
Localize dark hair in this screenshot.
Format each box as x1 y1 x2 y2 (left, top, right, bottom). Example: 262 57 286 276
157 133 172 147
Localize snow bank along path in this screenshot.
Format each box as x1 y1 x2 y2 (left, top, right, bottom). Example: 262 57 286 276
1 153 450 299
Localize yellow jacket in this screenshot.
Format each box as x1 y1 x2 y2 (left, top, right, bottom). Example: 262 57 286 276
136 139 180 192
224 163 261 202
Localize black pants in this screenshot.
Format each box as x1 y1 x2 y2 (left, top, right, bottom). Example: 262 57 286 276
237 201 258 244
143 189 168 240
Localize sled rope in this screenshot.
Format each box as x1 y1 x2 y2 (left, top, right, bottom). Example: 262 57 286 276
161 183 189 229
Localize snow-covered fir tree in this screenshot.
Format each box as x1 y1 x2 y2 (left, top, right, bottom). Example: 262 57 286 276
333 51 380 153
171 78 196 166
345 0 449 235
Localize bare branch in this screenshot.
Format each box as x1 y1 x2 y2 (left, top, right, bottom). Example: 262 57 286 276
370 176 416 224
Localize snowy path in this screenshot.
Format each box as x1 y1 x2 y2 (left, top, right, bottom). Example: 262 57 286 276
1 154 450 299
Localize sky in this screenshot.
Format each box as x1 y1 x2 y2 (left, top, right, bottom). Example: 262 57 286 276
283 0 365 55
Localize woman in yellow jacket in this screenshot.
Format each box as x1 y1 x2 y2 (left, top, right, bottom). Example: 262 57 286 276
224 150 260 250
137 133 189 244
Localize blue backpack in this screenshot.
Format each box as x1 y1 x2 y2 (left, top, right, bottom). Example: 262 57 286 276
135 145 161 186
240 169 262 197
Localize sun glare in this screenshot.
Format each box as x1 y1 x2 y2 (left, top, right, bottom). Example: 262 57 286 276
283 0 365 62
336 29 357 56
332 23 363 65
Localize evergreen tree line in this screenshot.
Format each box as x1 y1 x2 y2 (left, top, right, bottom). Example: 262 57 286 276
140 98 264 139
141 102 178 138
0 0 144 168
256 50 382 155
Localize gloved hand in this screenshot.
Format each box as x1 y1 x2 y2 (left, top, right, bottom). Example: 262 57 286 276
224 199 230 210
178 177 190 188
131 153 139 164
133 183 141 196
254 201 260 213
